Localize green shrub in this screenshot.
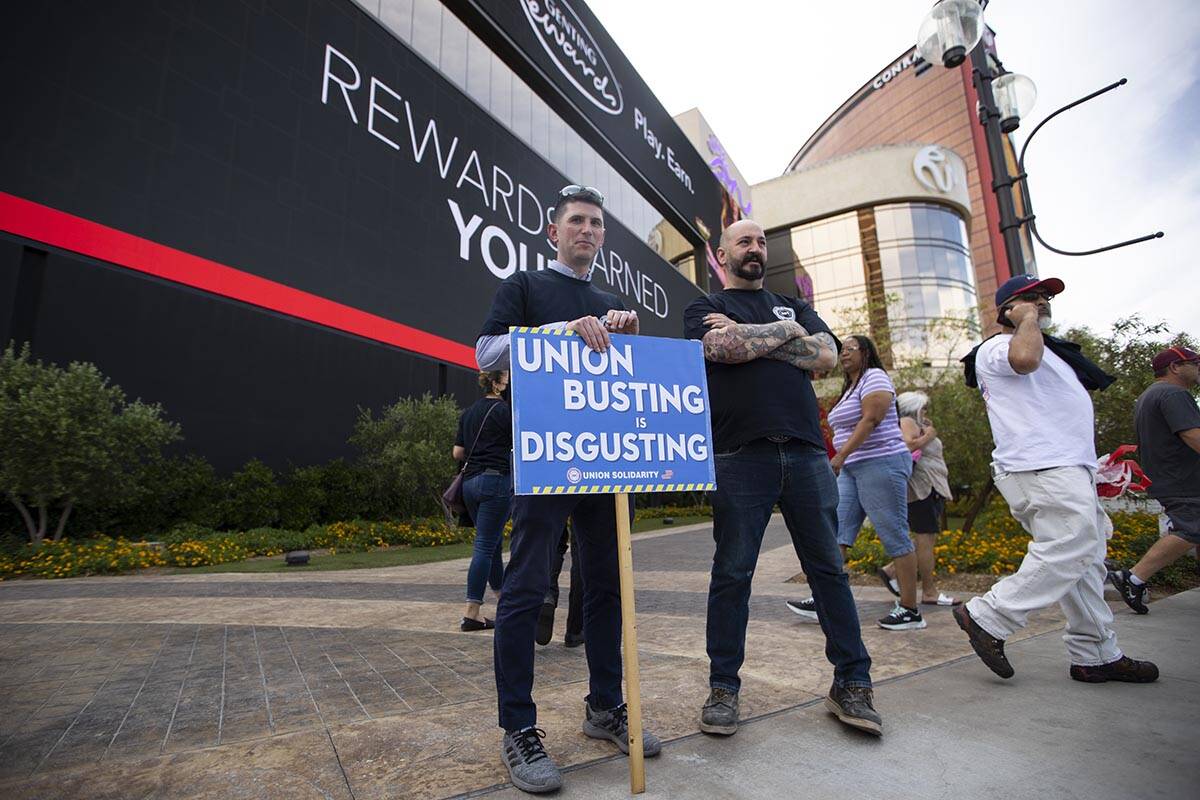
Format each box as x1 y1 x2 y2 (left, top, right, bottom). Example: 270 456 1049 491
240 526 313 554
87 454 224 537
634 504 712 520
3 535 166 578
279 465 327 531
844 497 1192 589
349 394 461 519
161 521 219 544
317 458 379 522
0 343 180 542
220 459 281 530
164 534 250 568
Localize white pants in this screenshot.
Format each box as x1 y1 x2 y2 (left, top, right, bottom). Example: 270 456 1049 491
967 465 1122 667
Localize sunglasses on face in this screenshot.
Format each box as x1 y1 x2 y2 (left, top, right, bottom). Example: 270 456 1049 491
1010 290 1054 303
558 184 605 206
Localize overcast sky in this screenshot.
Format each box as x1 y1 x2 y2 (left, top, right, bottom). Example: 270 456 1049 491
589 0 1199 338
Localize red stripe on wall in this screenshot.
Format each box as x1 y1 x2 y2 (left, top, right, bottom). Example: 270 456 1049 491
0 191 479 370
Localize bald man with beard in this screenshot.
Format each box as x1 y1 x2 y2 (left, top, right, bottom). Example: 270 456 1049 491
683 220 881 737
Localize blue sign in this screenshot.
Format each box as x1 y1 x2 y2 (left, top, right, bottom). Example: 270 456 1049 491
510 328 716 495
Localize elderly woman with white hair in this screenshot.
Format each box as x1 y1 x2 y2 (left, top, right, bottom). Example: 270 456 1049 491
879 390 960 607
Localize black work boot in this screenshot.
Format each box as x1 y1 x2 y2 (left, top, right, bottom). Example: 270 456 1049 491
699 687 739 735
825 682 882 736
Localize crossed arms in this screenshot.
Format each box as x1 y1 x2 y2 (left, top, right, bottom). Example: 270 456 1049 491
700 313 837 372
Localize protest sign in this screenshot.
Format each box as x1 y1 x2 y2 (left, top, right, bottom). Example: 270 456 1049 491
509 328 715 495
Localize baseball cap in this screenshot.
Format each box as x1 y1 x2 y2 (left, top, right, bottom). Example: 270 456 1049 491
995 274 1065 306
1151 346 1200 373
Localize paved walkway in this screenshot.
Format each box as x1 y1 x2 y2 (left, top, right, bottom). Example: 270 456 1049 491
485 587 1199 800
0 518 1074 799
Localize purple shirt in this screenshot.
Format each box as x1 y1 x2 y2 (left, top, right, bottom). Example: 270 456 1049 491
828 368 908 465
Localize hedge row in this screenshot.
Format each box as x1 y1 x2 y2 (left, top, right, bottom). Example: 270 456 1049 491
0 504 724 580
0 518 475 579
844 503 1189 587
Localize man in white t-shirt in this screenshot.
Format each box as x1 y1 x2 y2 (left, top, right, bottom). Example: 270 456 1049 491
953 274 1158 684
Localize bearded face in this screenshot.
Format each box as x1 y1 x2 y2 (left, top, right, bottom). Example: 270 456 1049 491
730 247 764 281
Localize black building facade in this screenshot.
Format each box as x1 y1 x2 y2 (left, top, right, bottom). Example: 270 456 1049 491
0 0 721 470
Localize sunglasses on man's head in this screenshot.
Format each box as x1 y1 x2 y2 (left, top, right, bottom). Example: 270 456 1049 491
558 184 605 206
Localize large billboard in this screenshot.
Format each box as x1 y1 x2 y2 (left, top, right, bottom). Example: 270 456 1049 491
0 0 701 357
444 0 726 254
0 0 703 467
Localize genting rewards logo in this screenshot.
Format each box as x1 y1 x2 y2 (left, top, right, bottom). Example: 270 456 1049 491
520 0 623 116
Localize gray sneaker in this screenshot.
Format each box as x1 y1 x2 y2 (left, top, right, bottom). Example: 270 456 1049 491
582 701 662 756
699 687 739 735
501 727 562 794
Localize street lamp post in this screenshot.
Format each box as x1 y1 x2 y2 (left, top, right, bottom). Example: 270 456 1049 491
918 1 1033 280
969 44 1029 279
916 0 1162 279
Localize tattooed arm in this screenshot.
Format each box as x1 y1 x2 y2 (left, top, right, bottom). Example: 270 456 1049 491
765 331 838 372
701 318 804 363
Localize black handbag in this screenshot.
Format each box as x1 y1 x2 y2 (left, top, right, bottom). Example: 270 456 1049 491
441 402 500 527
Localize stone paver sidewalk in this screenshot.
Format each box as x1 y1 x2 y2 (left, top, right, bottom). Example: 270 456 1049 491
0 518 1067 799
485 587 1200 800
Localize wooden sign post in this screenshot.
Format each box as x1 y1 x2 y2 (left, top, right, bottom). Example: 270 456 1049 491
613 491 644 793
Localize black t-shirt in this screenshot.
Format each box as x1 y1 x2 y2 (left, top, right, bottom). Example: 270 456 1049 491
1134 381 1200 498
684 288 837 453
455 397 512 479
478 268 626 335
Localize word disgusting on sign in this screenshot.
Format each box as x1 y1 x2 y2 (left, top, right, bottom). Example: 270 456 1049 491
510 329 716 495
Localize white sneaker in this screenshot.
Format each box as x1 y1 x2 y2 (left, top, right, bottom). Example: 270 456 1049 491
877 602 926 631
785 597 819 620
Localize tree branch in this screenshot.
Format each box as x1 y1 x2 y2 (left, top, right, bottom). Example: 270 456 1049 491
9 494 38 544
53 501 74 542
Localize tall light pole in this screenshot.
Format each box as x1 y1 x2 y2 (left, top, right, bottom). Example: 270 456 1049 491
917 0 1034 279
916 0 1162 279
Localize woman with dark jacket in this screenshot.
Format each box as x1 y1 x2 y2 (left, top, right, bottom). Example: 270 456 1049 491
453 370 513 631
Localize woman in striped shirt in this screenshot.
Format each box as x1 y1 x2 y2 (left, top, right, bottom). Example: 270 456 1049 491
787 336 924 631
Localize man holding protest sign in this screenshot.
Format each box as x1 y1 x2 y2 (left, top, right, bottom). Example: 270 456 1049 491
684 219 882 737
476 185 661 794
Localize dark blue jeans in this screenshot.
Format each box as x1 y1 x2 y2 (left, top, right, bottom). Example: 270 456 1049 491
493 493 633 731
546 525 584 638
463 471 511 604
707 439 872 691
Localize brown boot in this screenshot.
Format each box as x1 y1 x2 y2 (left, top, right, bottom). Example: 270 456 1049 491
953 604 1013 679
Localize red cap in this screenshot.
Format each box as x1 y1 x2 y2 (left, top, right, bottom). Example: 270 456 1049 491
1152 346 1200 372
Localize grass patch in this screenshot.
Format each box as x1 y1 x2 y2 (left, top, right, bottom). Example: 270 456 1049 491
172 542 478 574
632 514 710 533
170 514 713 575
